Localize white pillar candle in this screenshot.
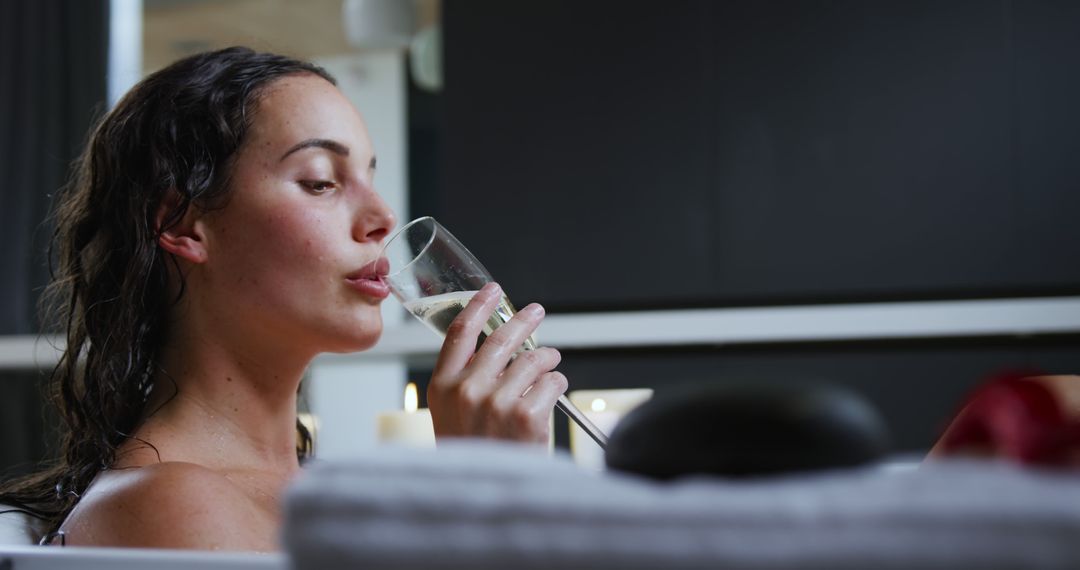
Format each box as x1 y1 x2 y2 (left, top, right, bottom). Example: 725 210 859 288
376 382 435 448
568 388 653 471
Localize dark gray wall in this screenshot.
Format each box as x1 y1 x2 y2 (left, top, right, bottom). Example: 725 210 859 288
436 0 1080 310
413 0 1080 452
0 0 109 474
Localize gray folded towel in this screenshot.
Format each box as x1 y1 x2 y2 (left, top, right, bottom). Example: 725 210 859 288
283 441 1080 570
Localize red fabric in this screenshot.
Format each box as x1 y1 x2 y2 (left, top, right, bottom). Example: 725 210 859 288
937 372 1080 467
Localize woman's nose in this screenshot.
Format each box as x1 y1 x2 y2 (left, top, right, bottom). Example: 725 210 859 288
354 190 396 243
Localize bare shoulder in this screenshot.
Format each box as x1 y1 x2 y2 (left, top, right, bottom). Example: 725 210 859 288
61 461 275 551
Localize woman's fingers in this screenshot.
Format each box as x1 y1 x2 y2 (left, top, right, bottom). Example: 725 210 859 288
465 302 545 378
426 282 565 444
492 347 562 407
515 372 570 442
431 282 503 383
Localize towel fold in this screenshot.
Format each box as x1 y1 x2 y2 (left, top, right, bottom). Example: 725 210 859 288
283 441 1080 570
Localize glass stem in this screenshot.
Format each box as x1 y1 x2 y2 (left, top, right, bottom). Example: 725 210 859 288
557 395 609 449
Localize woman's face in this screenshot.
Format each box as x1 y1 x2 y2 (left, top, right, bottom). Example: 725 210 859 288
196 73 396 355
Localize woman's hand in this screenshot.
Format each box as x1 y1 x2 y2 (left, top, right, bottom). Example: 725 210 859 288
427 282 568 445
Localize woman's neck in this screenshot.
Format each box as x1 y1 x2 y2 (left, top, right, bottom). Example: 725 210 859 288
129 325 315 476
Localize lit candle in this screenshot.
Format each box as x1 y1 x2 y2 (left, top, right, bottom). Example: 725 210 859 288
297 412 320 442
376 382 436 448
568 389 653 470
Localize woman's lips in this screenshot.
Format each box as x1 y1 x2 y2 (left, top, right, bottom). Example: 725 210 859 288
346 276 390 300
346 257 390 280
345 257 391 300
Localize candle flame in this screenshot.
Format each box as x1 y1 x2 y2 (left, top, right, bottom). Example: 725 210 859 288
404 382 419 413
590 398 607 412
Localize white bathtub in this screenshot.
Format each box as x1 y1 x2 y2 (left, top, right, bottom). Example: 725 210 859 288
0 546 284 570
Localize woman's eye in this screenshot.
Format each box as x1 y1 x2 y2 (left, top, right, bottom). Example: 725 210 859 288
301 180 337 194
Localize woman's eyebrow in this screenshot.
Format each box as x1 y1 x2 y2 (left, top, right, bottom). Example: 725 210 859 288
279 138 350 162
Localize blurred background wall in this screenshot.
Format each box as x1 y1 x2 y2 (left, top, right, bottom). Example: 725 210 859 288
0 0 109 475
420 0 1080 451
1 0 1078 473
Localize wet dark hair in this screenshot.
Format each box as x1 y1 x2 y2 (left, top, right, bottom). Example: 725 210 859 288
0 47 335 540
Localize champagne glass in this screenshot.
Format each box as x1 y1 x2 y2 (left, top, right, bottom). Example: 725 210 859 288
379 216 608 448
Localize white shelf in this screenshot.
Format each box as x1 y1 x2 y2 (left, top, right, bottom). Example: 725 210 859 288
0 335 65 372
6 296 1080 372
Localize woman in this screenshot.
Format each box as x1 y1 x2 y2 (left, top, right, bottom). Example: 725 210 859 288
0 47 567 551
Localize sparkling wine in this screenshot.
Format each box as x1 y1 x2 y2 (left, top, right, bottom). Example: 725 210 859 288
403 290 537 352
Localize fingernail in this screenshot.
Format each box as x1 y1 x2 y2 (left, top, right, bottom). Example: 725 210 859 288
484 282 502 298
524 303 544 317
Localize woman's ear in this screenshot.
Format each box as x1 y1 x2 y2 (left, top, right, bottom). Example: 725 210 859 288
155 190 208 264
